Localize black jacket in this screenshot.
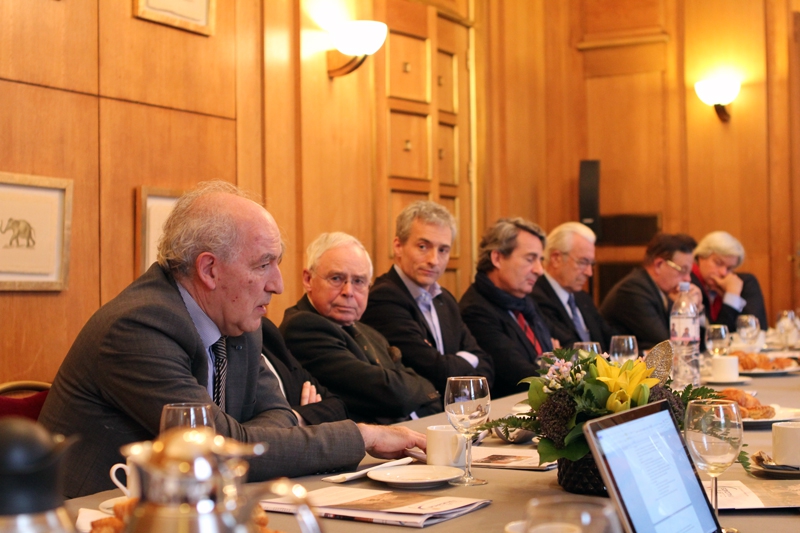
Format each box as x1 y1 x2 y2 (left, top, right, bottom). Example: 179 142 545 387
360 267 494 395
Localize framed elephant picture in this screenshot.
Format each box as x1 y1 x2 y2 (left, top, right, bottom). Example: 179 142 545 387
0 172 73 291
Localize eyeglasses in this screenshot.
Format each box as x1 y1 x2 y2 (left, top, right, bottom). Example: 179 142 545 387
568 255 596 270
665 259 691 275
318 273 370 292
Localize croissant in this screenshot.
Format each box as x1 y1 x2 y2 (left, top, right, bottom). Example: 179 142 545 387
719 388 760 409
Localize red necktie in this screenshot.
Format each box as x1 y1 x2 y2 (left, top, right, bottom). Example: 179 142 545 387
514 310 542 355
691 264 722 320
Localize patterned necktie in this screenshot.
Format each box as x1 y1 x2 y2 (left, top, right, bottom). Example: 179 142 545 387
514 310 542 355
567 293 591 342
212 336 228 411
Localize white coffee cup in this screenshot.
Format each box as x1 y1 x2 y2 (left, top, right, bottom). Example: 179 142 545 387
772 421 800 467
711 355 739 382
426 424 465 467
110 459 140 498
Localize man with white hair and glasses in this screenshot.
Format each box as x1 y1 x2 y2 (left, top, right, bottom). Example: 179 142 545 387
691 231 767 333
531 222 615 352
280 232 442 425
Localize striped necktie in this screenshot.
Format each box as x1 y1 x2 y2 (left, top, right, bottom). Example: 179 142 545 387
567 293 591 342
212 336 228 411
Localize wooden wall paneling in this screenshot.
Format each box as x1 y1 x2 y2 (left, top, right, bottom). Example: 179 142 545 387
99 99 236 304
581 0 664 39
684 0 772 322
263 0 301 321
388 32 430 102
660 0 687 234
99 0 236 118
427 0 470 21
0 0 98 94
482 0 549 229
586 71 666 216
541 0 582 232
791 11 800 310
765 0 794 321
582 41 666 78
0 80 99 383
235 0 265 198
389 111 430 179
299 0 376 260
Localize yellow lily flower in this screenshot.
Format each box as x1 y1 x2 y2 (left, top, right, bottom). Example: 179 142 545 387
594 356 627 393
622 361 660 397
606 389 631 413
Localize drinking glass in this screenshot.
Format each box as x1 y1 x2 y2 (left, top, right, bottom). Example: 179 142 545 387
608 335 638 364
735 315 760 347
573 341 601 355
777 310 798 349
705 325 730 356
526 496 622 533
159 402 216 434
684 399 743 533
444 376 491 486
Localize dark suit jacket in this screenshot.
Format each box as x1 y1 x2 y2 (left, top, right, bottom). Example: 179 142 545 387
459 284 544 398
39 264 365 498
690 271 768 332
531 276 614 352
360 267 494 394
280 295 442 424
260 317 348 425
600 267 670 350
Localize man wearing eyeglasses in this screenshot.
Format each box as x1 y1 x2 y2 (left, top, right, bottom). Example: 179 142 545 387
280 232 442 424
600 233 702 350
531 222 615 352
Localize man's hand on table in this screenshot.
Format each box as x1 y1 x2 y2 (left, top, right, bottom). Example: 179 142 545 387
358 424 427 459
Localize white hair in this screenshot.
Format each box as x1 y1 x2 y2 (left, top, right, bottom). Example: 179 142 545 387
305 232 373 279
543 222 596 262
694 231 745 268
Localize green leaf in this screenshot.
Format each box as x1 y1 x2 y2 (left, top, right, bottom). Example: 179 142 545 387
583 381 610 408
738 444 751 473
527 378 548 410
563 421 585 446
538 436 591 462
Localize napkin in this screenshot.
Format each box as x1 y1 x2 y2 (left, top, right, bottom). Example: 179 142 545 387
76 508 109 533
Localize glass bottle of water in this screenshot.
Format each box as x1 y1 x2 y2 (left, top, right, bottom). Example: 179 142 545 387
670 282 700 389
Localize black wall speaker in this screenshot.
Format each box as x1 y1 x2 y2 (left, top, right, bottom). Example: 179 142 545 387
579 160 601 239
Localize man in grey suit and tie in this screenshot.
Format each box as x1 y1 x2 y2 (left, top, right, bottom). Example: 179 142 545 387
39 181 425 498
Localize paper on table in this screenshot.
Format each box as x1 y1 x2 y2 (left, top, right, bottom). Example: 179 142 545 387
76 508 109 533
702 480 764 509
261 486 491 528
471 446 556 471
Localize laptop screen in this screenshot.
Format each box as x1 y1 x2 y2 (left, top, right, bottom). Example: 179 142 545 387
583 401 721 533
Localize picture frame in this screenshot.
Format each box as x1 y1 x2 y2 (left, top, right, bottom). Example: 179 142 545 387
133 0 216 37
0 172 73 291
135 186 184 276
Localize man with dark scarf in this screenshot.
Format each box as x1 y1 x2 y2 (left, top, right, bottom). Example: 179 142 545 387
459 218 555 398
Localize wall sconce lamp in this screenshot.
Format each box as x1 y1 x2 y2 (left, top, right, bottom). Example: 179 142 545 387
327 20 388 78
694 75 741 122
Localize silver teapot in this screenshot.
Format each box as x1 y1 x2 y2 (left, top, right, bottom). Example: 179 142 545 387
121 427 321 533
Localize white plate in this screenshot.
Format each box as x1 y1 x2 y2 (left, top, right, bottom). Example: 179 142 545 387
511 401 531 414
98 496 129 515
742 405 800 429
739 365 800 377
367 465 463 489
701 376 753 386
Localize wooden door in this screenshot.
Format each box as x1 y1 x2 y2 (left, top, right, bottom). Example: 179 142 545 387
373 0 474 297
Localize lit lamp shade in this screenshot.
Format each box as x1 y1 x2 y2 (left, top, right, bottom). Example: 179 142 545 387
694 76 741 106
329 20 388 56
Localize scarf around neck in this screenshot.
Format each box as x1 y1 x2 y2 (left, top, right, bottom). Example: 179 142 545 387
473 271 539 325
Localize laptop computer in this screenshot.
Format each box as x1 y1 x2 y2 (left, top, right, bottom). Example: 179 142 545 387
583 400 722 533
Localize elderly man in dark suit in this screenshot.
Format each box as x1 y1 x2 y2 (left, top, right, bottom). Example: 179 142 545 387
360 201 493 395
39 182 425 498
280 232 442 424
600 233 702 350
260 317 348 426
691 231 768 333
459 218 555 398
531 222 614 352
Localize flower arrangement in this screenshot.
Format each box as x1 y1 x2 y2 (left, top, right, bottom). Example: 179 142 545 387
484 348 720 464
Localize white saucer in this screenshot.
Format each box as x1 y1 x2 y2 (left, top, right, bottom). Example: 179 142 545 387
701 376 753 386
367 465 463 489
98 496 129 515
